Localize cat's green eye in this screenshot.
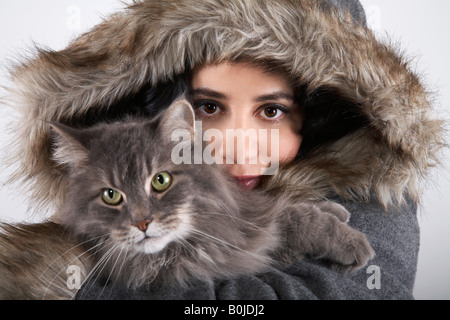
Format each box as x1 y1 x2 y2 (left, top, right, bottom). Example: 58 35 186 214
102 188 123 206
151 171 173 192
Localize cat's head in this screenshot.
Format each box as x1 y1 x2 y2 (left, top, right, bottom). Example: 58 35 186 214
50 99 239 257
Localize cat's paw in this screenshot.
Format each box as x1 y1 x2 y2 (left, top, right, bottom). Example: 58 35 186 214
316 201 350 223
330 229 375 273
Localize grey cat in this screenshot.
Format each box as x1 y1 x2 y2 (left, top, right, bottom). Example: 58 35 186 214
0 99 374 299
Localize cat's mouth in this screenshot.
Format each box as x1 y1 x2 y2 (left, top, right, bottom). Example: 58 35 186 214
133 233 172 254
130 224 181 254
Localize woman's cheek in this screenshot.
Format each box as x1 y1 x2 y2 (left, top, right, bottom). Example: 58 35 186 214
276 127 303 163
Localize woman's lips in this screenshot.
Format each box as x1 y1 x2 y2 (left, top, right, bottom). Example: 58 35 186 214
234 176 261 190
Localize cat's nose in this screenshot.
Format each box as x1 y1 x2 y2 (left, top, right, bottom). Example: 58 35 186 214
133 219 152 232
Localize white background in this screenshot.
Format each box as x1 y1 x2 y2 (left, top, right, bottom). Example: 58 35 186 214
0 0 449 300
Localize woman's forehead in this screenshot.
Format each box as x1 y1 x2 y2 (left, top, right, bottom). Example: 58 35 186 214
191 62 294 100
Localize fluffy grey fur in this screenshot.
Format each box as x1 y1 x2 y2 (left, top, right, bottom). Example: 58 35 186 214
0 100 373 299
2 0 444 216
0 222 91 299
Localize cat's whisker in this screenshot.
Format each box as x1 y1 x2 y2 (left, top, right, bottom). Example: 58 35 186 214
111 244 130 289
83 241 118 279
39 233 110 283
66 240 114 300
189 228 273 265
177 237 225 276
75 240 121 299
97 242 127 299
42 235 111 300
177 238 211 264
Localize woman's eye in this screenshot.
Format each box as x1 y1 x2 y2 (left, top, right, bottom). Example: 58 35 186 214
195 101 221 116
102 189 123 206
260 106 285 119
152 171 173 192
203 103 218 114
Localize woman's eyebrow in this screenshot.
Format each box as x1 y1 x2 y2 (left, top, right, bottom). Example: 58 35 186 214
191 88 293 102
254 91 294 102
191 88 229 100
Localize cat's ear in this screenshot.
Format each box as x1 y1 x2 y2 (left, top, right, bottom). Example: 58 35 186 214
159 98 196 140
49 122 91 168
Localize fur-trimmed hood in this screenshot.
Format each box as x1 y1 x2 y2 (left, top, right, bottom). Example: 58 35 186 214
3 0 444 213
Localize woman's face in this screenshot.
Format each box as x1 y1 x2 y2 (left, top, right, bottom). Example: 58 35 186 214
191 62 302 190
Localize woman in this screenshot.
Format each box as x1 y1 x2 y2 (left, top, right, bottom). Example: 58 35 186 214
4 0 443 299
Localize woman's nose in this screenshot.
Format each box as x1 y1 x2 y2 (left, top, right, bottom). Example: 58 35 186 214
221 116 259 165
